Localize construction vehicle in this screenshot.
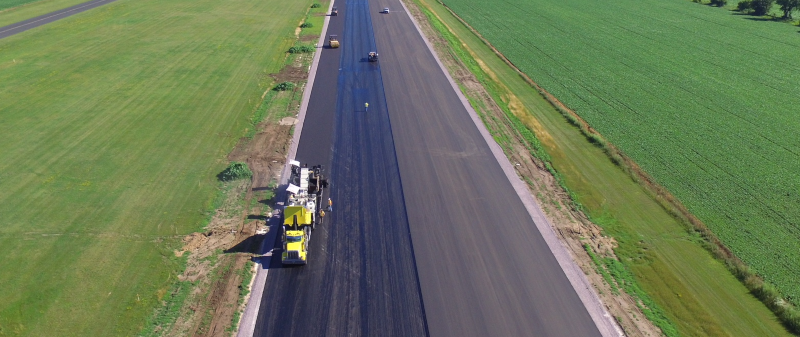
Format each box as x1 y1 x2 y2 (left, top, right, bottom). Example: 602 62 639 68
368 52 379 62
329 35 339 48
331 6 338 16
281 160 327 265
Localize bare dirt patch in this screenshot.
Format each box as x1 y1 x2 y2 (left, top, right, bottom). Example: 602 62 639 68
300 34 318 43
405 0 662 336
271 65 308 84
229 122 292 189
158 106 294 337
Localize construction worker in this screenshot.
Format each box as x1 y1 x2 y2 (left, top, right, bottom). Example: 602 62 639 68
365 102 369 112
320 209 325 218
327 198 333 212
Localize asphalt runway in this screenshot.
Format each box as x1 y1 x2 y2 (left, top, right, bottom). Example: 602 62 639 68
369 0 602 335
5 0 604 334
254 0 603 335
0 0 118 40
252 0 427 335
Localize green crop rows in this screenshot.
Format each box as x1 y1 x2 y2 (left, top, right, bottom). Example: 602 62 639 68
441 0 800 306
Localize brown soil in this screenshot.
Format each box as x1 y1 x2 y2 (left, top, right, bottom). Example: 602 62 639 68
405 0 663 336
152 3 319 336
300 34 319 43
271 65 308 84
161 115 294 336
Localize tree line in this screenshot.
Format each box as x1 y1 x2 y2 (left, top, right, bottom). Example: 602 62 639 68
705 0 799 19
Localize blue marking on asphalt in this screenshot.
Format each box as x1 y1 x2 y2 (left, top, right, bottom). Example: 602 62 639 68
325 0 429 334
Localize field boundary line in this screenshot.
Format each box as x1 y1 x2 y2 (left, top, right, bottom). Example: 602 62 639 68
398 0 622 335
234 0 335 335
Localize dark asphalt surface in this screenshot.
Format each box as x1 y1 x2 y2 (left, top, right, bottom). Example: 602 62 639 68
371 0 601 335
253 0 427 335
3 0 602 334
0 0 118 40
255 0 602 335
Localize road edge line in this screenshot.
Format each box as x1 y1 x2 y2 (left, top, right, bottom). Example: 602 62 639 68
234 1 335 335
396 0 623 335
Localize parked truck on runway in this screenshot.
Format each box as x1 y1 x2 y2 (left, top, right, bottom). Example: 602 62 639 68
281 161 327 265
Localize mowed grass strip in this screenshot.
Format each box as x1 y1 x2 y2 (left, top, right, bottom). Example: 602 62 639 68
441 0 800 309
0 0 310 335
0 0 90 27
0 0 50 12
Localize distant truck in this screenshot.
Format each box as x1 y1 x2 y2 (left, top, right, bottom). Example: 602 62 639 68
281 161 327 265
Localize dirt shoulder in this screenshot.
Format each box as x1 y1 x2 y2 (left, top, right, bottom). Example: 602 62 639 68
403 0 662 336
161 119 291 337
144 31 315 337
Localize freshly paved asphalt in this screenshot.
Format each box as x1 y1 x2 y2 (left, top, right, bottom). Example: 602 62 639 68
0 0 118 40
2 0 603 334
253 0 427 335
255 0 602 335
371 0 601 335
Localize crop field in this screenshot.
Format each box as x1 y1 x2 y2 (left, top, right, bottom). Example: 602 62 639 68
442 0 800 307
0 0 311 335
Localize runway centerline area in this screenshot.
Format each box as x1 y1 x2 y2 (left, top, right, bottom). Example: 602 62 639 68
252 0 427 335
254 0 606 335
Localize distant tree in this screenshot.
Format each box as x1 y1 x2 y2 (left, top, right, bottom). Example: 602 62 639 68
776 0 800 18
750 0 775 15
737 0 753 11
710 0 728 7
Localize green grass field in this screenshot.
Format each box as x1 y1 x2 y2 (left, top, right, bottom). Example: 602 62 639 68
441 0 800 309
0 0 45 11
0 0 311 335
418 0 793 335
0 0 89 27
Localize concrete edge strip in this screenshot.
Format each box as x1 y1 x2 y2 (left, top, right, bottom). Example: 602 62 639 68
396 1 623 336
234 1 335 336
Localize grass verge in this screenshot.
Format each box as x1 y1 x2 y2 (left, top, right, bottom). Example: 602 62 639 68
413 2 679 335
0 0 90 27
438 0 800 329
414 0 793 336
0 0 313 335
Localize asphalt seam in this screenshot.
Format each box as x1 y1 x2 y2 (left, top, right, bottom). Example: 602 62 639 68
395 0 624 335
367 1 432 334
234 0 336 335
